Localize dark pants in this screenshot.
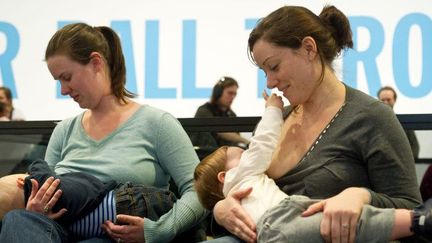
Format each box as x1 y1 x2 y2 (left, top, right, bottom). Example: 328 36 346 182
24 159 117 226
1 183 205 242
115 183 206 242
115 182 177 221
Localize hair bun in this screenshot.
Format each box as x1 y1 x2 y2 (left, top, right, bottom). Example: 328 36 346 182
319 5 353 53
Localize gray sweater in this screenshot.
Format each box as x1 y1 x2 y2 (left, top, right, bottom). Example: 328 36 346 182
276 85 421 209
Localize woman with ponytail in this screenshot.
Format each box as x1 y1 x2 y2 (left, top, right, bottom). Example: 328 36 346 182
210 5 421 243
0 23 207 243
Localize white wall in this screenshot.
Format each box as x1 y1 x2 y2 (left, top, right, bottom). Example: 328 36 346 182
0 0 431 120
2 0 431 183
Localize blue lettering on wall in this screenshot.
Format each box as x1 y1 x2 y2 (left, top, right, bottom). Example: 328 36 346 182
393 13 432 97
343 16 384 96
182 20 211 98
112 21 138 95
0 22 19 98
1 14 427 102
145 20 176 98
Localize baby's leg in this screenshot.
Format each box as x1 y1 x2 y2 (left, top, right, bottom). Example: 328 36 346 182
115 182 177 221
257 196 395 243
355 205 395 242
0 174 26 219
257 196 324 243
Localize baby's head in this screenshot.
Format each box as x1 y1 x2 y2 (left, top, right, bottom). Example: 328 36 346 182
194 146 244 210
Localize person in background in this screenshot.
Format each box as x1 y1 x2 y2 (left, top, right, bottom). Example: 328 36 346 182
0 101 11 121
377 86 420 159
191 77 249 150
0 23 207 243
210 5 421 243
0 86 25 121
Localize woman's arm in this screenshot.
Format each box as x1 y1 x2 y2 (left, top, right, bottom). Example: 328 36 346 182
303 102 421 242
302 187 371 243
213 188 256 242
102 112 208 243
44 118 72 168
362 103 421 208
143 113 208 243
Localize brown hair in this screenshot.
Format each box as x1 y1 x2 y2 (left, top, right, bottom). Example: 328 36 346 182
194 146 228 210
210 76 239 104
0 87 13 119
248 5 353 80
377 86 397 100
45 23 135 103
0 87 12 102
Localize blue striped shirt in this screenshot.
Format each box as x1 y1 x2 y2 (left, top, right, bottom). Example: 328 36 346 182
69 190 116 238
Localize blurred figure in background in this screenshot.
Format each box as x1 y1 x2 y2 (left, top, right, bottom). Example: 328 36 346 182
190 77 249 152
0 101 11 121
377 86 419 159
0 87 25 121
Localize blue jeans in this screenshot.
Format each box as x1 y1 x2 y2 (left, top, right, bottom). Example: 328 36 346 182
0 183 178 242
0 210 72 243
115 182 177 221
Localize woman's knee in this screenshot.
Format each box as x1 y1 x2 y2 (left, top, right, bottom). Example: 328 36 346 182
3 209 70 241
3 209 53 227
3 209 33 223
2 209 27 227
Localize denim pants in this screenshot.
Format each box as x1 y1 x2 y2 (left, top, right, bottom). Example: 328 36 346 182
0 209 72 243
0 183 177 243
115 182 177 221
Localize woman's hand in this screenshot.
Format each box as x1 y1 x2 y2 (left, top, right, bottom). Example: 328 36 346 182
301 187 371 243
102 214 145 243
213 187 256 243
26 177 67 219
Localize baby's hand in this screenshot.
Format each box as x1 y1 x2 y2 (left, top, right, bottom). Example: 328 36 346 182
263 90 283 110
